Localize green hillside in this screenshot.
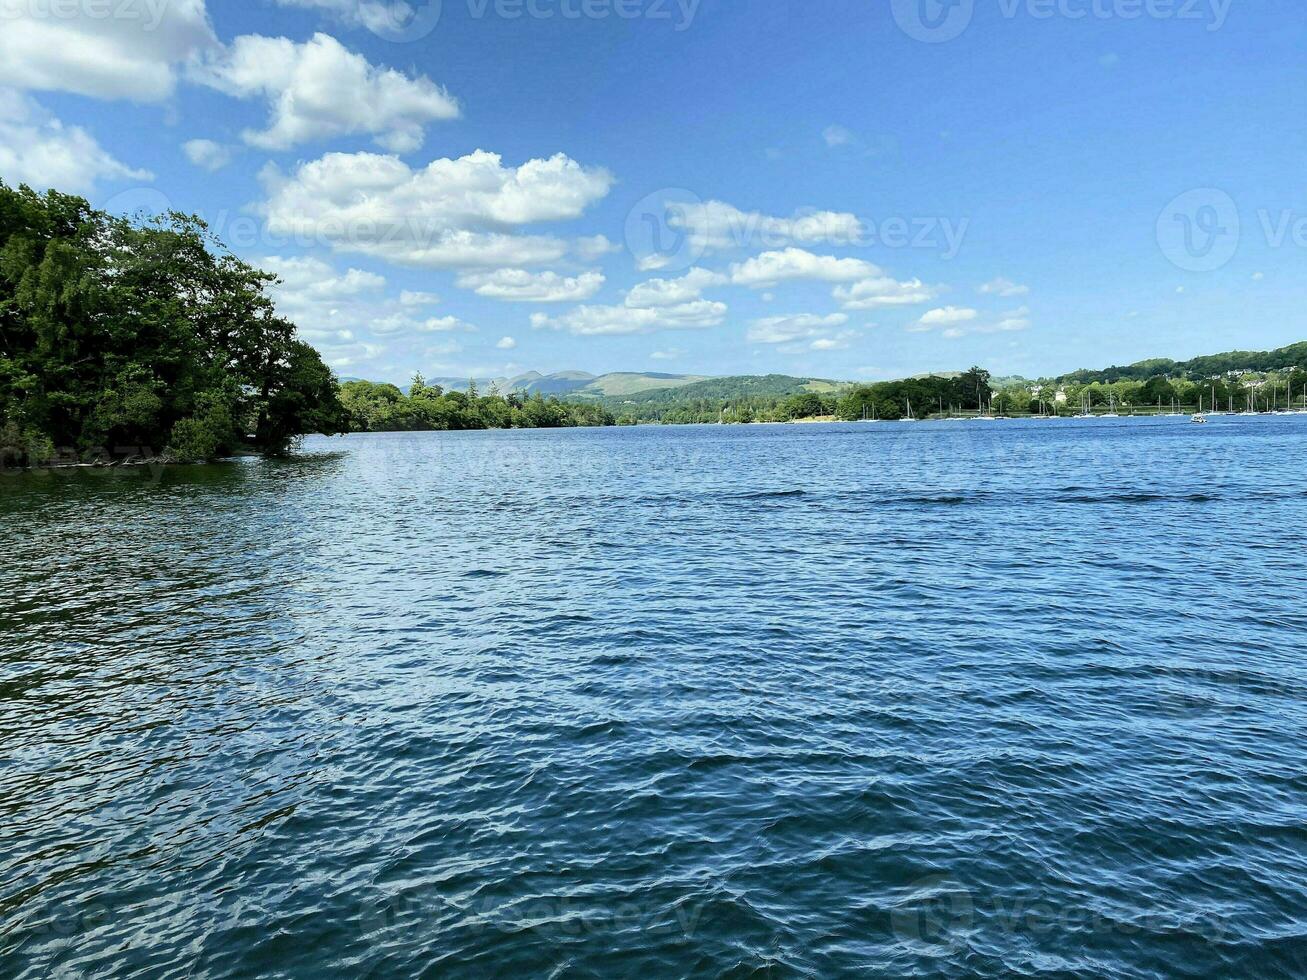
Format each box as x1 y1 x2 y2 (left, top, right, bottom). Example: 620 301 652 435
579 372 710 397
1056 341 1307 384
608 374 847 406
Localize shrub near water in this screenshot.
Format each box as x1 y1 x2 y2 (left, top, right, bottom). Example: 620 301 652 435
0 181 346 465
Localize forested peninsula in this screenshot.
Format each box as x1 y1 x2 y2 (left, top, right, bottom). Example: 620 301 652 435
1 182 344 467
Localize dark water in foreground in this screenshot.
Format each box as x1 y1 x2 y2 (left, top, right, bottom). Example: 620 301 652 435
3 417 1306 978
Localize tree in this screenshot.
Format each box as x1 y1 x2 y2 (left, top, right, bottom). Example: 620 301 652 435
0 180 344 463
781 392 825 419
961 366 993 410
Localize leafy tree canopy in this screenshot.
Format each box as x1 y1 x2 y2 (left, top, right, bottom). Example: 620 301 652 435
0 181 346 465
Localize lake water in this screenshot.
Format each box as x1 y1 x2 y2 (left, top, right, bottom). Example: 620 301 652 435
3 417 1306 978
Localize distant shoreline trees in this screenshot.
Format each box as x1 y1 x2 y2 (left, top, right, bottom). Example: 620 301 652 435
340 377 616 432
1 181 346 467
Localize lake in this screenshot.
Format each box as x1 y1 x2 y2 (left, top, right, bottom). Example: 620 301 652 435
3 417 1305 977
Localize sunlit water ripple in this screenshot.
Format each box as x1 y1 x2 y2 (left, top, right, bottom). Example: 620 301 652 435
2 417 1305 978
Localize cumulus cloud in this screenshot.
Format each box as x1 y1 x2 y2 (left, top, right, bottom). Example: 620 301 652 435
263 255 386 299
911 306 978 332
0 90 151 193
931 306 1031 339
747 312 849 345
371 313 478 336
0 0 216 102
665 200 865 255
810 336 851 351
400 290 441 306
182 139 233 172
260 149 613 268
625 268 727 308
257 254 387 340
979 277 1030 297
496 336 518 350
731 248 880 288
575 234 620 260
531 300 727 336
192 33 459 152
833 276 938 310
455 268 605 303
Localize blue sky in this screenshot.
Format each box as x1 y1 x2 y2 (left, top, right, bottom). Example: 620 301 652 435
3 0 1305 383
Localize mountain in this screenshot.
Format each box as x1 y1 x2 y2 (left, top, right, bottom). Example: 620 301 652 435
422 371 709 398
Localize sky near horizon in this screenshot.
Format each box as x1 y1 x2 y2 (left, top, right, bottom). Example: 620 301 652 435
2 0 1304 383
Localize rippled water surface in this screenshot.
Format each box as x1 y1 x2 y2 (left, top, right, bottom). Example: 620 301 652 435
3 418 1306 978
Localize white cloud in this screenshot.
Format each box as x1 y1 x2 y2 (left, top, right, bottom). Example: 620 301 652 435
496 336 518 350
810 336 851 351
937 306 1032 339
425 339 464 356
823 124 854 148
650 348 685 360
987 306 1032 334
371 313 478 336
0 90 151 193
320 340 384 370
747 312 849 344
669 201 865 254
272 0 422 35
625 268 727 308
731 248 880 288
262 255 386 299
182 138 232 172
193 33 459 152
256 254 392 341
979 277 1030 297
261 149 613 268
456 268 605 303
1252 272 1265 281
400 290 441 306
0 0 216 102
532 300 726 336
834 276 937 310
911 306 978 331
575 234 620 260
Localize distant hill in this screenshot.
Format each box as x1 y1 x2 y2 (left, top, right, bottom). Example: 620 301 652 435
600 374 849 407
376 369 855 402
421 370 708 398
1055 341 1307 384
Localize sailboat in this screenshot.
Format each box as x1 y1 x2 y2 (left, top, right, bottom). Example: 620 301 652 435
1102 392 1120 418
901 397 918 422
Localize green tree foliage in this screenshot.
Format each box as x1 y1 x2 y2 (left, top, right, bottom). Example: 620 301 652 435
0 181 346 465
1058 342 1307 385
338 382 616 432
836 374 988 421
